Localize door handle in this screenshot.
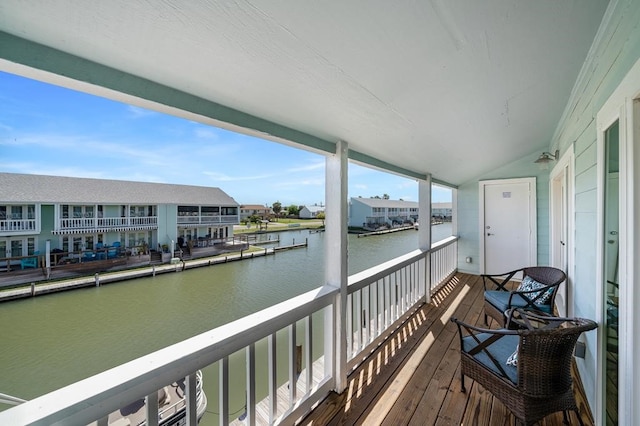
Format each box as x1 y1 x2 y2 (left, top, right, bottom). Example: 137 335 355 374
487 233 494 236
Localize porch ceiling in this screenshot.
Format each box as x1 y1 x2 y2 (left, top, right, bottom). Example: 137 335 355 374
0 1 608 185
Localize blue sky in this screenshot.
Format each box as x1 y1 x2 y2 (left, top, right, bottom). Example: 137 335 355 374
0 72 451 206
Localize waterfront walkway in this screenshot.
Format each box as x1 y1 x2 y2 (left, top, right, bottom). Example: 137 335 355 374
299 273 593 425
0 242 307 302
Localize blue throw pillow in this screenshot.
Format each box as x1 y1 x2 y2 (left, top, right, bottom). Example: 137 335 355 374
516 276 553 303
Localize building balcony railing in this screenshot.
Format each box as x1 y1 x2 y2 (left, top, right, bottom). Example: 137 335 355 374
0 237 458 425
177 214 239 225
55 216 159 233
0 219 38 233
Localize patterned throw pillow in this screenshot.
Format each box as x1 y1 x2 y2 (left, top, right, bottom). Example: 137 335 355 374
506 344 519 367
516 276 553 303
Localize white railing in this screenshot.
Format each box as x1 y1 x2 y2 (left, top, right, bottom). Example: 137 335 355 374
0 237 458 426
177 214 239 225
0 219 37 233
430 236 459 291
345 236 458 362
58 216 158 230
59 217 95 229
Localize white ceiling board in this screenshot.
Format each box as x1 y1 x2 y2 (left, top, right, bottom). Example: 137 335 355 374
0 0 610 185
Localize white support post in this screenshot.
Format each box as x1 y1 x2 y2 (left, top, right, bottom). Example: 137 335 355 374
45 240 51 279
186 372 198 426
145 391 159 426
288 323 297 404
218 360 228 426
451 187 458 237
418 176 432 302
268 333 277 423
305 315 313 394
246 343 256 426
324 140 348 393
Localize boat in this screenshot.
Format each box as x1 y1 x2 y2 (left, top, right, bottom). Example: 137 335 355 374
106 370 207 426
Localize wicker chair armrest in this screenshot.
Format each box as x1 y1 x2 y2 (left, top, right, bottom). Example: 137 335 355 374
505 308 598 332
481 268 525 291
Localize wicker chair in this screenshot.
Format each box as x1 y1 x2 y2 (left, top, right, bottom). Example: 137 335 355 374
451 310 597 425
482 266 567 327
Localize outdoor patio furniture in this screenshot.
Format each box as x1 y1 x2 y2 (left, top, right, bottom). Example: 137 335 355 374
96 243 106 260
482 266 566 327
451 309 597 425
105 241 120 259
20 251 39 269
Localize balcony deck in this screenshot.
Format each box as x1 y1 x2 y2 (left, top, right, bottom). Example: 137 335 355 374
299 273 593 426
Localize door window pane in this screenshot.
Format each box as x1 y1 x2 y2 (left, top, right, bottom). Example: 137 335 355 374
603 120 619 425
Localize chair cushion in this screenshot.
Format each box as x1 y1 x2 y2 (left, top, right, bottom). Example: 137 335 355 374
484 291 553 313
517 276 553 303
506 344 518 366
462 333 519 385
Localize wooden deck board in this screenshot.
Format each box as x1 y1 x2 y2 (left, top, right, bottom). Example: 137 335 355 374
299 273 594 426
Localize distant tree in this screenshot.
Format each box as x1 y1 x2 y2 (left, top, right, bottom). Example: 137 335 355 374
287 204 300 216
371 195 381 199
383 193 390 199
272 201 282 220
272 201 282 216
316 211 325 226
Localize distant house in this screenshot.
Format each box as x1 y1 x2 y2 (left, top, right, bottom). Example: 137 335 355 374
432 202 452 221
239 204 273 220
348 198 418 229
299 205 324 219
0 172 240 264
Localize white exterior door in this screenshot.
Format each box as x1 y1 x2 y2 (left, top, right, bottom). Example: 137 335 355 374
480 178 537 276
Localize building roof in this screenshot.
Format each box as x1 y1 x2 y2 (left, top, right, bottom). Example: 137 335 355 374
350 198 418 209
303 205 325 213
0 173 238 206
432 202 452 209
240 205 271 210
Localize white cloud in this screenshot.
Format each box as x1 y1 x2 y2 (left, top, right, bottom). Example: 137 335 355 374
194 127 220 140
127 105 158 118
202 171 276 182
286 160 325 173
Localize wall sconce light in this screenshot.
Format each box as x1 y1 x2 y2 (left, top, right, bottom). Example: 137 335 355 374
534 149 559 169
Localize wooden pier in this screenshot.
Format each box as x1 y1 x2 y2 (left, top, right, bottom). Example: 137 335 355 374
0 241 308 303
356 225 416 237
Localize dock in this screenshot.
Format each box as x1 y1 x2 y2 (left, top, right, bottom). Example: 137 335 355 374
0 241 308 303
356 225 416 237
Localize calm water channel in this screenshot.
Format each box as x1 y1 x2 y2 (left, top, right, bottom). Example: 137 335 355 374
0 224 452 421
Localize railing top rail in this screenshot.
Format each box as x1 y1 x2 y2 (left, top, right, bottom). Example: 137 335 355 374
348 248 426 292
0 285 337 426
347 235 458 293
430 235 458 251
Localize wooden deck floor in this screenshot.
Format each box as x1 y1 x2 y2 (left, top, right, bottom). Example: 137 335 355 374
299 273 594 426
